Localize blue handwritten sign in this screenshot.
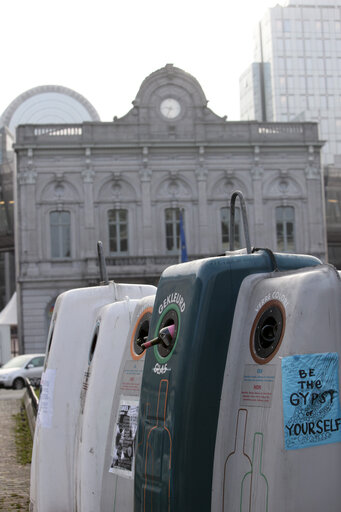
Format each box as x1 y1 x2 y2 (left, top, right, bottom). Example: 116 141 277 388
282 353 341 450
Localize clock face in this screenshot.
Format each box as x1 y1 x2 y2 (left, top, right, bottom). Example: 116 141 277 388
160 98 181 119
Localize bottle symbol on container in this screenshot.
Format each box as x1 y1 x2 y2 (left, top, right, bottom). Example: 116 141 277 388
241 432 269 512
223 408 251 511
143 379 172 512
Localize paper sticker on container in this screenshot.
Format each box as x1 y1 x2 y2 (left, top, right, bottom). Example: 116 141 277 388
109 398 139 478
120 360 144 396
282 353 341 450
240 364 276 407
37 369 56 428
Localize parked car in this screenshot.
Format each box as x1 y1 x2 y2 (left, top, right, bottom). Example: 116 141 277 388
0 354 45 389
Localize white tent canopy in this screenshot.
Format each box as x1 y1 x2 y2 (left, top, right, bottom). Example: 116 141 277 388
0 292 17 325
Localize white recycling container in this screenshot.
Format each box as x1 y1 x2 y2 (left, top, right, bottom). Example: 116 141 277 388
212 264 341 512
30 281 155 512
76 294 155 512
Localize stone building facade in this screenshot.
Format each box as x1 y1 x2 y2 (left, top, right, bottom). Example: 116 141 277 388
14 65 327 353
0 85 101 309
0 128 15 307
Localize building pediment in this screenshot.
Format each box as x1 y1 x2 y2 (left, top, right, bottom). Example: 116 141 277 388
113 64 226 140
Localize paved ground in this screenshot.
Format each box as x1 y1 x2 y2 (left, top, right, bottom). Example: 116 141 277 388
0 389 31 511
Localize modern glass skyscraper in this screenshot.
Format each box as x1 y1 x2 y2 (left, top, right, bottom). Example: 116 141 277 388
240 0 341 165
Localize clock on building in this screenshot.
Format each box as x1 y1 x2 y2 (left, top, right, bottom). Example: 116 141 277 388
160 98 181 119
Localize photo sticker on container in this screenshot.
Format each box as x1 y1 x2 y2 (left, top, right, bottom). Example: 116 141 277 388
282 352 341 450
109 398 139 478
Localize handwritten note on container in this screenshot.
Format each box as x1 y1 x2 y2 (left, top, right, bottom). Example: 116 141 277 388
282 353 341 450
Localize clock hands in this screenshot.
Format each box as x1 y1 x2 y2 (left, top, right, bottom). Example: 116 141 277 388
160 98 181 119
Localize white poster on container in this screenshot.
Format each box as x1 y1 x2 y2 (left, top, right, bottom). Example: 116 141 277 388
37 368 56 428
109 397 139 478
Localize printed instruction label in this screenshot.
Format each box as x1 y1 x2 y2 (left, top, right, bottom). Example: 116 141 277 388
240 364 276 407
282 353 341 450
120 360 144 396
109 397 139 478
37 369 56 428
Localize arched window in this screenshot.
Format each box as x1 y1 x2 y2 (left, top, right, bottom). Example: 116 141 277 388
220 207 240 250
50 211 71 258
108 209 128 254
165 208 181 252
276 206 295 252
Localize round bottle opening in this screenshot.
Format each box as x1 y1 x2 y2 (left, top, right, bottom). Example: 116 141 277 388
157 309 179 358
134 314 152 356
250 300 285 364
130 308 152 359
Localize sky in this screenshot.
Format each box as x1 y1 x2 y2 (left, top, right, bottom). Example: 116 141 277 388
1 0 279 122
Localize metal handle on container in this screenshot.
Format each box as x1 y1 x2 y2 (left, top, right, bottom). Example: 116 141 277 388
97 241 109 285
229 191 252 254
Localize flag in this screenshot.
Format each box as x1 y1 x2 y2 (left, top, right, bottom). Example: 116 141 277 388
179 211 188 262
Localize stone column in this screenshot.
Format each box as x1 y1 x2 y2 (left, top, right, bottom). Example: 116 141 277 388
82 148 97 273
195 146 209 254
139 147 153 255
305 146 327 260
18 148 38 276
250 146 264 247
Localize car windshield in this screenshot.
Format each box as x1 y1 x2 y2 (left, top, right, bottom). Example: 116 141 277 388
2 355 30 369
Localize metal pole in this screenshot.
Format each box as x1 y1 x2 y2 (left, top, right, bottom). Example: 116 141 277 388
229 191 252 253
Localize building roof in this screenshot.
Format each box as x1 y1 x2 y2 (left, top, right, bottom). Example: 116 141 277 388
1 85 100 135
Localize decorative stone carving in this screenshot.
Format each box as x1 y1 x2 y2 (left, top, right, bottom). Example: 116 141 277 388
266 176 302 196
165 63 175 77
196 146 208 181
139 147 152 181
210 174 249 200
53 172 64 183
157 178 191 199
111 181 122 199
18 148 37 184
308 145 315 165
254 145 260 166
82 147 95 183
139 167 152 181
251 165 264 179
305 165 320 179
82 168 95 183
278 180 289 193
168 180 179 196
40 177 80 203
18 168 37 185
54 183 65 200
142 146 149 167
97 176 136 202
195 166 208 181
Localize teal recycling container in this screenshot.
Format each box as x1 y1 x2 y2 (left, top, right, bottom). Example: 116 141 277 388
134 250 321 512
